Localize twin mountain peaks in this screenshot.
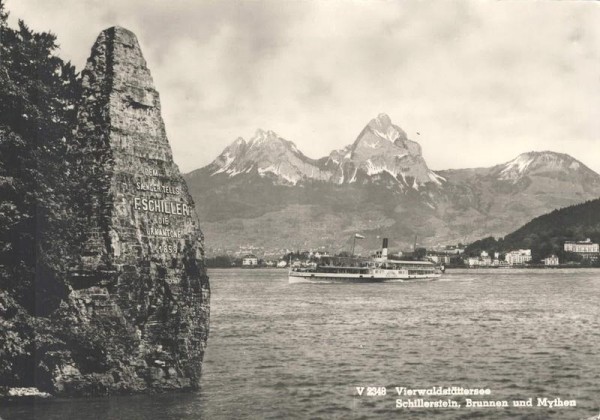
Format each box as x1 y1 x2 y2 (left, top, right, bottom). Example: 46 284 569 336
199 113 443 187
185 114 600 253
193 113 593 189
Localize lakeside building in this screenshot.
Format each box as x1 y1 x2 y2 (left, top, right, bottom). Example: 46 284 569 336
291 260 316 269
467 257 480 267
466 251 501 267
468 251 489 267
242 254 259 266
310 251 330 259
505 249 532 266
440 245 465 255
490 252 502 267
543 255 560 266
480 251 492 266
564 239 599 260
426 252 451 265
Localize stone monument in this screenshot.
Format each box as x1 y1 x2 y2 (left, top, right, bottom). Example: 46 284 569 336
51 26 210 395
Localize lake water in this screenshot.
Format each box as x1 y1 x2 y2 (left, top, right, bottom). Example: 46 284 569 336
2 268 599 419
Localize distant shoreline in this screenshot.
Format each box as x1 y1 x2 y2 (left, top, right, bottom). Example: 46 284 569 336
446 266 600 271
205 266 600 271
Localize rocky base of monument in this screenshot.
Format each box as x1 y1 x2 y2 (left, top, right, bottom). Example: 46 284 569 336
2 279 208 398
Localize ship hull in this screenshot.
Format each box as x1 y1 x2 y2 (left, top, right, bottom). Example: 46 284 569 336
288 271 441 284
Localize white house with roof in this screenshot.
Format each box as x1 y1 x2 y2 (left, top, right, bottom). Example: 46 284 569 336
427 252 451 264
505 249 532 266
564 239 599 260
542 255 559 266
242 254 259 266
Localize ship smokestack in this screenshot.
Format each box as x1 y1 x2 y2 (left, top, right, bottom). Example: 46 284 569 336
382 238 388 260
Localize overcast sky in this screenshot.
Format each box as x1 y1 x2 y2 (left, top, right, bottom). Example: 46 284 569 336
6 0 599 173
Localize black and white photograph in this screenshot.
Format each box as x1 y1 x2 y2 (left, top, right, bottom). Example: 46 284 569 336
0 0 599 419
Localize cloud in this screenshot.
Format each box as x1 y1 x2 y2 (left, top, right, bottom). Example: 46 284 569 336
6 0 599 172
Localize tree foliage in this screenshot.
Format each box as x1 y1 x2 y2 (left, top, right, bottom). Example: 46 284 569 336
206 255 234 268
0 0 81 315
0 1 85 386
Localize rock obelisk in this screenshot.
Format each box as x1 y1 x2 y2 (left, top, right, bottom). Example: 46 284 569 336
54 26 210 395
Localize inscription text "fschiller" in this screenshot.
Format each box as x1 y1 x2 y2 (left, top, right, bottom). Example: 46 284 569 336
134 197 190 216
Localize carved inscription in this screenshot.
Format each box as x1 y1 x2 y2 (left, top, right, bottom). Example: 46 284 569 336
133 197 190 216
130 167 191 255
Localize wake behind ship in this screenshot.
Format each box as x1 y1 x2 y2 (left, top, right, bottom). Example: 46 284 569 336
289 238 443 284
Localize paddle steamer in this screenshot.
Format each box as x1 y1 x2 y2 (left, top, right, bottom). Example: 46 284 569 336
289 238 443 283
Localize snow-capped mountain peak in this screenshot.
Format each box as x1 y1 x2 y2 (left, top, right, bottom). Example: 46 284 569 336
366 113 408 143
249 128 278 145
209 129 330 184
499 154 536 180
327 113 441 187
203 114 446 189
497 151 593 182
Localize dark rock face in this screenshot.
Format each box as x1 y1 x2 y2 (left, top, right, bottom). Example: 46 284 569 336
44 26 210 396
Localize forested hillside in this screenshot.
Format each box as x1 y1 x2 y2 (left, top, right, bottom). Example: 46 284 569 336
466 198 600 261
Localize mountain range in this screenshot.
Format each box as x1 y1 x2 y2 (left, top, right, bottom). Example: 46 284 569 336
184 114 600 254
